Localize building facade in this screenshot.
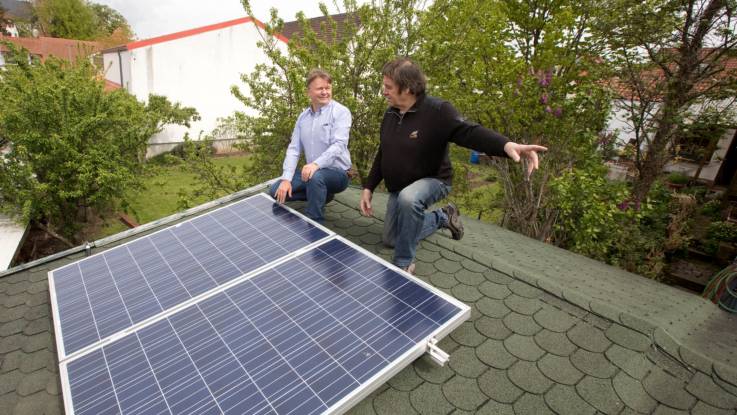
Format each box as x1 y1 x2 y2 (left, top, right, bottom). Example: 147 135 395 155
102 17 288 157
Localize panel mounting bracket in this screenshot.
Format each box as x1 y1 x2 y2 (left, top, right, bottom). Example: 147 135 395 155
426 337 449 366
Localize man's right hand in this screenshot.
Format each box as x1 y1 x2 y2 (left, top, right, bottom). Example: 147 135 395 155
359 188 373 217
275 180 292 204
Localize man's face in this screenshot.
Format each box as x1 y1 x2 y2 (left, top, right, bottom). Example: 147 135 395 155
307 77 332 109
382 76 402 107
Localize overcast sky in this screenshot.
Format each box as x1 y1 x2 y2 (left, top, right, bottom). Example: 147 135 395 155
92 1 351 40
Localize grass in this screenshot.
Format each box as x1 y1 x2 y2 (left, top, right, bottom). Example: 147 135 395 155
89 154 501 240
91 154 252 239
448 161 503 223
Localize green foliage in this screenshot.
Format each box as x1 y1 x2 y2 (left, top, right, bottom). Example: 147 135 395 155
33 0 132 42
0 44 198 241
35 0 98 40
701 199 724 220
89 3 131 37
552 169 686 278
594 0 737 203
200 0 426 187
417 0 612 240
666 172 690 185
550 166 630 259
704 221 737 255
176 134 257 209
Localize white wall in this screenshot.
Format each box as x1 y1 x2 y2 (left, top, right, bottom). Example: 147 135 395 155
0 214 27 271
104 21 287 157
605 99 735 182
103 50 131 89
6 23 19 37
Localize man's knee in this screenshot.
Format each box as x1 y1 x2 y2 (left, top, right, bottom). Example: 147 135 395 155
306 170 328 189
396 188 424 214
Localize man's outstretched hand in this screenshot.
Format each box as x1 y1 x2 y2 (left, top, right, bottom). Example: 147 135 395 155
503 142 548 178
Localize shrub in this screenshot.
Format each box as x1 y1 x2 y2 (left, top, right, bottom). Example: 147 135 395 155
666 172 690 185
703 221 737 255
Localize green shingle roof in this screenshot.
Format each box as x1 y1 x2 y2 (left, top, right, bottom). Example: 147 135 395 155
1 186 736 414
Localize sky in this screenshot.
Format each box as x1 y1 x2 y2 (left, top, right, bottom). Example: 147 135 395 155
92 1 350 40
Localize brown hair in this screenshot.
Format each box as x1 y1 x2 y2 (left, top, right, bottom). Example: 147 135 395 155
382 57 426 95
306 69 332 88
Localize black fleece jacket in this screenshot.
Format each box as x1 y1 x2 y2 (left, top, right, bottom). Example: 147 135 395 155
363 94 510 193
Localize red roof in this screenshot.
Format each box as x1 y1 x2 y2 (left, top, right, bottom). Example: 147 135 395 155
102 17 288 54
103 79 121 91
100 14 357 54
0 35 102 61
607 48 737 101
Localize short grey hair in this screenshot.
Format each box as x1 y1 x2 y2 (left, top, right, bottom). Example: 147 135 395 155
306 69 332 88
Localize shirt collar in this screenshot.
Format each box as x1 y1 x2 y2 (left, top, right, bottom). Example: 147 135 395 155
309 99 333 115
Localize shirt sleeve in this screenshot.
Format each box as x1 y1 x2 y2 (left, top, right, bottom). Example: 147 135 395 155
313 105 352 168
441 101 510 158
281 115 303 181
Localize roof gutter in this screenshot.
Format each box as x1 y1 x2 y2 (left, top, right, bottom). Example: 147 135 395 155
0 179 278 278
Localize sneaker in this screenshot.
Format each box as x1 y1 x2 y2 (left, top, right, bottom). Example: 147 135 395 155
403 263 416 275
441 203 464 240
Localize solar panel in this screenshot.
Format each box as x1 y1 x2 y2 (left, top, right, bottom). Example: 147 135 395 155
49 193 331 358
50 193 470 415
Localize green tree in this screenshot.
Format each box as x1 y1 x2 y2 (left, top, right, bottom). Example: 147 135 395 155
182 0 428 199
595 0 737 204
89 3 130 36
34 0 98 40
89 2 134 46
0 43 198 245
418 0 612 240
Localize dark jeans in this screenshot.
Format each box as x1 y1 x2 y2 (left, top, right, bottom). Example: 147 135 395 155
382 178 450 268
269 168 349 222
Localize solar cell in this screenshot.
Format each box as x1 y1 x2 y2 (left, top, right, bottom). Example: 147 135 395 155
60 237 469 415
50 194 331 358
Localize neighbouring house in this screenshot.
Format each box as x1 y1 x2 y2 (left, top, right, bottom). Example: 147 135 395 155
604 49 737 186
101 14 356 158
0 0 32 37
0 34 102 65
101 17 289 157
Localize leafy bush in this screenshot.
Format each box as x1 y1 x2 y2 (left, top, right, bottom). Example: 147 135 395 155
701 199 724 220
550 166 630 260
552 171 685 278
704 221 737 255
0 43 198 242
666 172 690 185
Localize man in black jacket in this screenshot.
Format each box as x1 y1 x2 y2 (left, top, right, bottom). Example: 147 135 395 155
359 58 546 273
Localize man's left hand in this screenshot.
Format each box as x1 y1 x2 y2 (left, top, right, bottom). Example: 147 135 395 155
301 163 319 181
503 142 548 178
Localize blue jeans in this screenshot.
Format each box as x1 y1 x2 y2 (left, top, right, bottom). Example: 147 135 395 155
269 168 349 222
383 178 450 268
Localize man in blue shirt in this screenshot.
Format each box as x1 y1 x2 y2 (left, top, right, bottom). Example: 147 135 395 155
270 69 352 222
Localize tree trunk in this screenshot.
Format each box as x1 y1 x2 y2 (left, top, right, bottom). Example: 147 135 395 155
690 136 720 185
631 113 678 203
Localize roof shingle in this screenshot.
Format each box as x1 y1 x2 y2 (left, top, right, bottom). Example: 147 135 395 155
0 186 736 414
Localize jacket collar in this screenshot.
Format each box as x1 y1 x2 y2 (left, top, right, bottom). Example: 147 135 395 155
388 93 426 115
